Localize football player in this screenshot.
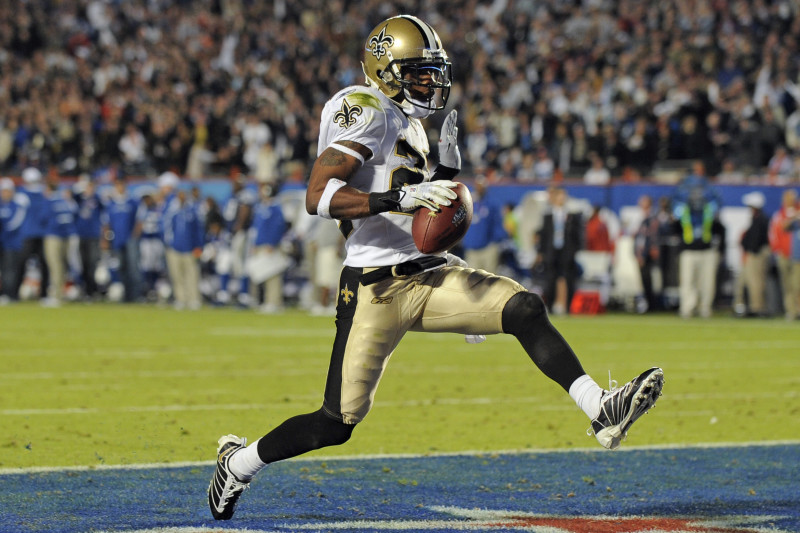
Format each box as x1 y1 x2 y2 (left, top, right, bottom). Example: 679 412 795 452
208 15 664 520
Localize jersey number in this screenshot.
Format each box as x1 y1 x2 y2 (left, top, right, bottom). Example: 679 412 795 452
389 139 426 189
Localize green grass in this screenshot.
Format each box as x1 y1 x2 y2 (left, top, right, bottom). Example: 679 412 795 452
1 303 798 469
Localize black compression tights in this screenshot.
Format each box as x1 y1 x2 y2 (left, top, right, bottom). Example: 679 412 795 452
256 408 354 464
501 291 586 392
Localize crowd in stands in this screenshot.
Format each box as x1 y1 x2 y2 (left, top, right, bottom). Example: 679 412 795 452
3 1 800 184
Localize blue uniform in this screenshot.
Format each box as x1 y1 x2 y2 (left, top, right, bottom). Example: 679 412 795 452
164 199 205 253
250 201 286 247
106 194 139 250
45 193 77 238
19 184 48 240
0 194 26 252
75 193 104 239
461 199 505 251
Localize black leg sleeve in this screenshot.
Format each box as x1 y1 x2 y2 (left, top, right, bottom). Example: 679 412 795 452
256 408 355 464
502 291 586 392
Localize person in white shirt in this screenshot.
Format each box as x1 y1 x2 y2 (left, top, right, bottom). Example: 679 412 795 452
584 151 611 185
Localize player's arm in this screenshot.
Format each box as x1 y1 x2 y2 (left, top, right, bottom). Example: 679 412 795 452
306 141 459 220
305 140 375 220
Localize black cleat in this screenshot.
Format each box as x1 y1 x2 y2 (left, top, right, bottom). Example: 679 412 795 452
590 367 664 450
208 434 250 520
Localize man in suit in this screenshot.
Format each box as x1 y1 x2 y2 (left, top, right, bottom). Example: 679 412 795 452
536 186 583 314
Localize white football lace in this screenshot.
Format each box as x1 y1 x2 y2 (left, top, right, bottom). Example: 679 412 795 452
586 370 619 436
608 369 618 392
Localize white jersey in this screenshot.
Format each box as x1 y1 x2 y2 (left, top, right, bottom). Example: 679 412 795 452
318 85 442 267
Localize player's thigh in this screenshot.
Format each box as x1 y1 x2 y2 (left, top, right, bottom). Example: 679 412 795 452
412 267 524 334
325 269 414 424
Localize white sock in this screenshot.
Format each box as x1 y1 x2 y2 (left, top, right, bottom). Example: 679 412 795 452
569 374 604 420
228 439 266 481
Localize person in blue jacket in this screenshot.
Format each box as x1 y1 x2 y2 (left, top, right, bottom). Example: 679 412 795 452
74 177 105 300
104 177 141 302
248 183 288 313
14 167 50 300
460 178 506 273
164 186 205 310
0 178 26 303
42 182 78 306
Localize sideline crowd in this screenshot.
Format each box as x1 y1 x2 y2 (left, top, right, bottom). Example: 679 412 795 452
4 1 800 185
1 166 799 320
2 0 800 317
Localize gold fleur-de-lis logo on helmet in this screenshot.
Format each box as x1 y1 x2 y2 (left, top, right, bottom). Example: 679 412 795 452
333 99 363 129
367 26 394 59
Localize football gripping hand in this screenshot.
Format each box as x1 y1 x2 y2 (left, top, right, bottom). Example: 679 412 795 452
397 181 458 213
438 109 461 171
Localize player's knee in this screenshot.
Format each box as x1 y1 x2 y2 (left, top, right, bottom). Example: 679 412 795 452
313 409 355 447
501 291 547 336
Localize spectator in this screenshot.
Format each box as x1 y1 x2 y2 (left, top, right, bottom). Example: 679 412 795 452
296 208 344 316
716 158 747 184
73 177 105 300
218 176 256 306
766 145 794 184
783 201 800 321
163 188 204 310
536 186 583 315
533 146 555 182
0 178 24 303
634 195 666 312
461 178 506 273
134 191 166 302
14 167 49 300
104 177 141 303
248 183 289 314
672 168 725 319
583 151 611 185
734 192 771 317
770 189 799 320
585 206 613 253
42 182 77 306
118 124 149 177
241 111 272 178
2 1 800 180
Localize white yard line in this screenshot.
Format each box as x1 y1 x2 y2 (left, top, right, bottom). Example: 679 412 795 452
2 389 796 417
1 439 798 476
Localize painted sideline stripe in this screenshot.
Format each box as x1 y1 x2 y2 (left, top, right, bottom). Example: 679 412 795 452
94 529 274 533
3 389 797 416
2 439 798 476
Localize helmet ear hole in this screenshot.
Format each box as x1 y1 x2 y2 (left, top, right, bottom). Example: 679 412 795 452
380 70 393 83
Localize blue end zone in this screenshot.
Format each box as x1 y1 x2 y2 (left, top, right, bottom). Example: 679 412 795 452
2 444 798 532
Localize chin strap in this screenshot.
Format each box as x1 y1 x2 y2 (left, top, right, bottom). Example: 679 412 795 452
400 92 436 118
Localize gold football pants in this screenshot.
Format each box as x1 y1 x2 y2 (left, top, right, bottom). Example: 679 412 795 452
323 265 525 424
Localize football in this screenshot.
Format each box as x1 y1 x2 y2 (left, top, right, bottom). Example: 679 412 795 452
412 182 473 254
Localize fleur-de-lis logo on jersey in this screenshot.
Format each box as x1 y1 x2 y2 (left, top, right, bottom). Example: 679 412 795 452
367 26 394 59
333 99 363 129
340 284 354 305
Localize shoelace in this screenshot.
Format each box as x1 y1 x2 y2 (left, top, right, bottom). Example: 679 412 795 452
586 370 619 436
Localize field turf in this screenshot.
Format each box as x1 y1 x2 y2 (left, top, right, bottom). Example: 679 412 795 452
1 303 797 468
1 303 799 533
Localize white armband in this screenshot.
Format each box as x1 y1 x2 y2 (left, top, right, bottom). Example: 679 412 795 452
317 178 347 220
330 142 366 165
